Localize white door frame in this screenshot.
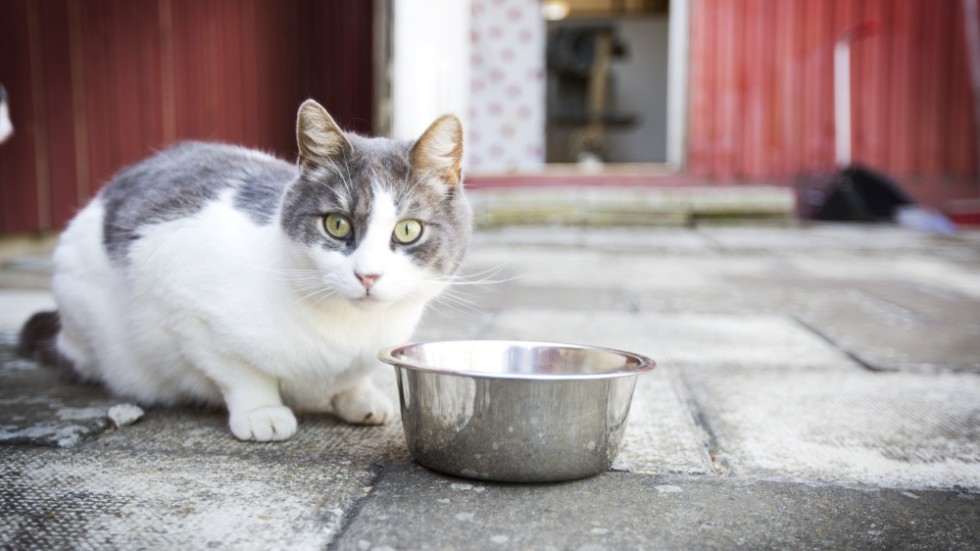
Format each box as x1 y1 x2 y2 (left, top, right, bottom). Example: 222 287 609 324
666 0 691 169
390 0 471 142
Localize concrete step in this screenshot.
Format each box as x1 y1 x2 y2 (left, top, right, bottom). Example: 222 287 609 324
467 185 796 227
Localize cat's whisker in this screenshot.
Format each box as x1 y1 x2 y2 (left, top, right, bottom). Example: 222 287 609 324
420 286 484 315
433 261 521 287
427 295 481 317
339 149 357 201
293 283 341 307
309 288 342 309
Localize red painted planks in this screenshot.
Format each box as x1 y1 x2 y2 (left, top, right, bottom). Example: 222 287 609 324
738 0 762 178
853 0 885 170
79 0 116 194
716 0 738 179
949 0 976 180
110 0 148 170
774 0 803 176
0 0 375 232
918 0 949 177
686 0 711 176
238 0 260 149
684 0 978 206
799 0 823 171
136 1 165 156
37 0 79 228
0 0 41 233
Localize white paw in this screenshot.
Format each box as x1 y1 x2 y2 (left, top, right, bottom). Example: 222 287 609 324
229 406 298 441
331 385 393 426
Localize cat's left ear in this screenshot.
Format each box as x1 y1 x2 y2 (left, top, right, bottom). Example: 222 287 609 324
296 99 352 170
410 115 464 187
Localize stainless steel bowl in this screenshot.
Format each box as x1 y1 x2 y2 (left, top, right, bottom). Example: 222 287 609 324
378 340 655 482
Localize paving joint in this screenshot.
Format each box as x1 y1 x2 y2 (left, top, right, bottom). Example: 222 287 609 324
667 369 727 475
791 314 888 373
325 463 387 551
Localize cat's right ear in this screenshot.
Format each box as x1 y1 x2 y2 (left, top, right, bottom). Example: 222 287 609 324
296 99 351 170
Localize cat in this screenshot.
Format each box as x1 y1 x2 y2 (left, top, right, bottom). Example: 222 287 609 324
18 99 471 441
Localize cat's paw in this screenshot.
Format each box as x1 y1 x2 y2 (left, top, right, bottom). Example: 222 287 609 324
229 405 298 441
331 384 393 426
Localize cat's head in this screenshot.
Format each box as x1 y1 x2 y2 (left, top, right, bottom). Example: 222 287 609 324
280 99 471 307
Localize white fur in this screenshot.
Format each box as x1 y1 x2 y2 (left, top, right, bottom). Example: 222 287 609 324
52 187 445 441
0 101 13 144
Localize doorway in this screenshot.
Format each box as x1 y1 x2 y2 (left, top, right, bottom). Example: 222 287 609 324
543 0 672 166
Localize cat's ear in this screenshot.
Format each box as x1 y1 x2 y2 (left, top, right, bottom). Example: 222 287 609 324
296 99 351 169
410 115 464 187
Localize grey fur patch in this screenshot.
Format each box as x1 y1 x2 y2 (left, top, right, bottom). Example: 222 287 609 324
100 131 471 278
101 142 296 262
279 133 471 276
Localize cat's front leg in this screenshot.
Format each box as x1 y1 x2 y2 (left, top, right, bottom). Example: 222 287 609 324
202 355 298 441
330 376 393 425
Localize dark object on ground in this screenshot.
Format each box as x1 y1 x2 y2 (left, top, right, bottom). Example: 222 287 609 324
811 165 915 222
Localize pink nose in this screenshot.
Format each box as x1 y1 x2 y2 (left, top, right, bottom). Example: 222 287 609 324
356 272 381 290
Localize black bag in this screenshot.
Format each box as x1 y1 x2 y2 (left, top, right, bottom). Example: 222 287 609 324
799 165 915 222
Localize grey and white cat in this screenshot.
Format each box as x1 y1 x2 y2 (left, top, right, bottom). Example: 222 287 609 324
20 99 471 441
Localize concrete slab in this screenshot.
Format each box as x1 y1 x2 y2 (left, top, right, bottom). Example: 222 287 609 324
332 463 980 551
450 284 640 315
794 291 980 373
698 225 856 251
0 333 409 459
865 285 980 326
682 368 980 490
471 226 715 252
482 309 857 370
413 305 496 341
0 335 119 447
0 290 54 332
785 252 980 299
87 406 411 465
463 247 788 294
699 224 980 256
0 446 375 550
0 271 52 292
612 367 713 475
88 359 407 463
471 226 589 248
582 227 715 252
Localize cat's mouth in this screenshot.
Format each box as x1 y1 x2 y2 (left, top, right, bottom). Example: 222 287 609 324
351 292 386 308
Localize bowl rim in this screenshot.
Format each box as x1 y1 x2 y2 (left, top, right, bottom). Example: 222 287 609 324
377 339 656 381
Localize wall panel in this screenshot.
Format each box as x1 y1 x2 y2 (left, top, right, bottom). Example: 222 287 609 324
688 0 980 207
0 0 373 232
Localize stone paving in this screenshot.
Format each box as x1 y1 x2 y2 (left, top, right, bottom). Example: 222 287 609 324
1 223 979 549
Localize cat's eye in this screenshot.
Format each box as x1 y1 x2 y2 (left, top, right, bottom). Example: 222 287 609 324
392 219 423 244
323 213 352 239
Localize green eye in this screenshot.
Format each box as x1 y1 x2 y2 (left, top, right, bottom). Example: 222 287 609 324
323 214 352 239
393 219 423 244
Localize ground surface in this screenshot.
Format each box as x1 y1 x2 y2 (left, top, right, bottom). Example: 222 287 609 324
2 223 979 550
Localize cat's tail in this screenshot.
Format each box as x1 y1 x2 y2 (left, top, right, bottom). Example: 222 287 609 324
18 311 73 373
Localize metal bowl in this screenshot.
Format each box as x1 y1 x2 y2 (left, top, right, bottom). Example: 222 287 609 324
378 340 655 482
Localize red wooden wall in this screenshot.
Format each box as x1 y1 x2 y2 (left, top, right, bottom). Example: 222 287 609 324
0 0 373 233
688 0 980 208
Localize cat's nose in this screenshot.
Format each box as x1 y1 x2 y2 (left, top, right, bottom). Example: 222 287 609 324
355 272 381 290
